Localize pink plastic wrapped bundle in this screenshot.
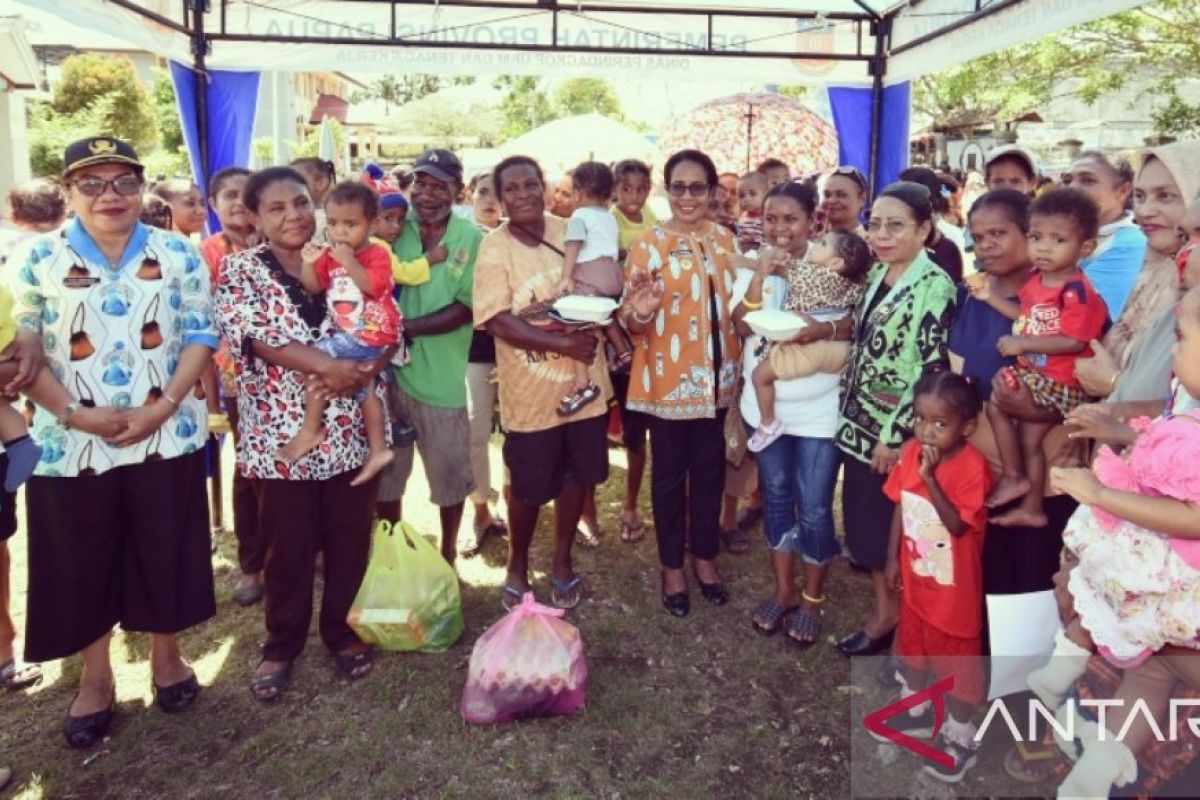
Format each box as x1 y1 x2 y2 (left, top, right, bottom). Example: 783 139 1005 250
461 593 587 724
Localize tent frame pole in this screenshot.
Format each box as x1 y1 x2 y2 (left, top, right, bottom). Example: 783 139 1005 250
867 16 890 197
189 0 211 183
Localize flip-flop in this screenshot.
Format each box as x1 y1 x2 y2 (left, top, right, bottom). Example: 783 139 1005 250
575 525 602 548
619 519 645 543
249 662 291 703
550 575 584 610
0 659 42 691
335 647 374 681
501 584 526 611
721 527 751 554
785 608 823 647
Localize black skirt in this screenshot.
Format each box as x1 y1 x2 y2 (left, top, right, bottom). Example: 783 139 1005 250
841 453 896 571
23 450 215 662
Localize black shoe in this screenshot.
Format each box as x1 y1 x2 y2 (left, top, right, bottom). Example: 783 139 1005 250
154 672 200 713
921 734 979 783
64 693 115 749
662 591 690 617
866 705 935 743
692 568 729 605
836 627 895 657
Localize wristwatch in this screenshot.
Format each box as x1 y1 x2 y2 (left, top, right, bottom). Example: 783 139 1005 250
57 401 81 429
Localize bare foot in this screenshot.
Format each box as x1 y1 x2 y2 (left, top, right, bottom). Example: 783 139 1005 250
990 507 1049 528
350 448 394 487
275 426 326 464
986 475 1033 508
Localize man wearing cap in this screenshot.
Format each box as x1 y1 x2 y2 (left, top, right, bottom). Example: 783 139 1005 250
3 136 217 746
378 148 480 562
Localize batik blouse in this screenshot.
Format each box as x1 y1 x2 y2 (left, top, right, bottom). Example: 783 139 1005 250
624 221 742 420
215 244 386 481
837 251 956 463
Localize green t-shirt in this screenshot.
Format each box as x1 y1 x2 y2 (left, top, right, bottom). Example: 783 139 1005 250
392 213 481 408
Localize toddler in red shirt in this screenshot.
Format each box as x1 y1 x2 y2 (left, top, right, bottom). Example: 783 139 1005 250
984 188 1107 528
277 181 401 485
879 371 992 784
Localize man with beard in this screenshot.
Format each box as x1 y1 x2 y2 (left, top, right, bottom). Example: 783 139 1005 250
378 149 481 564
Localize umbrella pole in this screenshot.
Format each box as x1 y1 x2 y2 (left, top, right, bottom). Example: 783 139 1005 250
744 103 756 173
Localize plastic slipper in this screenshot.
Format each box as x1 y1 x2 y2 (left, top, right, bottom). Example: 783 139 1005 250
335 647 374 681
249 662 291 703
785 608 823 647
575 525 602 548
501 584 526 611
619 519 645 543
556 384 601 417
0 659 42 691
550 575 583 610
751 600 796 635
747 419 784 453
721 527 751 554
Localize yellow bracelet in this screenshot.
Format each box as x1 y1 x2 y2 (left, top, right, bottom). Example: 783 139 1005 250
741 297 764 310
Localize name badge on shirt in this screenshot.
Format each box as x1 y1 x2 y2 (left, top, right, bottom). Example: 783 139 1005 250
63 266 100 289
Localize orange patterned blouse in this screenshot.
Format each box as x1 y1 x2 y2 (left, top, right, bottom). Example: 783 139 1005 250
624 221 742 420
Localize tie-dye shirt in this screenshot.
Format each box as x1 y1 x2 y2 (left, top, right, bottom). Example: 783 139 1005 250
5 218 218 477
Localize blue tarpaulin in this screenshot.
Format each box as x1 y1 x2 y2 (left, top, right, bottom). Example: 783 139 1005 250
169 61 261 233
827 82 911 197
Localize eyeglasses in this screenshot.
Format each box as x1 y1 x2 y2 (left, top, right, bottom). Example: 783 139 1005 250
866 219 913 236
69 175 144 198
833 166 868 192
667 182 711 198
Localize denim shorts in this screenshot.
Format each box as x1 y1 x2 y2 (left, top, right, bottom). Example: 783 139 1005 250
314 333 386 401
750 429 841 566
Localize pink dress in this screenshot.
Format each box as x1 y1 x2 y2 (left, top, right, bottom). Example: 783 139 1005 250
1065 410 1200 667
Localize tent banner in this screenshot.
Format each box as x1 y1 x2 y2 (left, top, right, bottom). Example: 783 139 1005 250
828 81 910 196
13 0 192 63
889 0 1149 81
208 0 874 84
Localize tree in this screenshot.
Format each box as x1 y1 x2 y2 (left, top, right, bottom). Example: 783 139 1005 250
151 69 184 156
494 75 555 140
292 118 348 160
50 53 157 153
915 0 1200 138
27 99 108 176
350 74 479 111
553 78 622 120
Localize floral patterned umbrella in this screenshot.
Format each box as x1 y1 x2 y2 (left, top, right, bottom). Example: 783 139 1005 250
655 92 839 176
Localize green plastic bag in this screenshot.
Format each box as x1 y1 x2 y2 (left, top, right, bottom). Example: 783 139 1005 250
347 520 464 652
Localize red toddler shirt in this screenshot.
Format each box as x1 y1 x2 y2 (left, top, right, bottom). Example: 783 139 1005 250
314 242 401 347
1014 271 1108 387
883 440 992 639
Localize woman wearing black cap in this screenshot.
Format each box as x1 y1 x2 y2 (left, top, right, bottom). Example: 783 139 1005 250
4 136 218 746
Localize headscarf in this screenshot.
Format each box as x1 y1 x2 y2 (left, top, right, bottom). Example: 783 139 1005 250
1102 140 1200 367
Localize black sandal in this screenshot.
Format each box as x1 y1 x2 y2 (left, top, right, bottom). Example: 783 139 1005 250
335 647 374 681
249 662 291 703
786 608 823 647
721 528 751 555
63 689 115 749
556 383 601 417
751 600 797 635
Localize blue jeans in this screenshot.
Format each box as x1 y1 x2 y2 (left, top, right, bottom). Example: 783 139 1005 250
314 333 386 402
751 430 840 566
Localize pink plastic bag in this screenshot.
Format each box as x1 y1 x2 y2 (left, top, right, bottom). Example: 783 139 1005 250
460 593 587 725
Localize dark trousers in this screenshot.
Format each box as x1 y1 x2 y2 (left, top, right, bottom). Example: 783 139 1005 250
225 397 267 575
647 412 726 569
259 470 378 662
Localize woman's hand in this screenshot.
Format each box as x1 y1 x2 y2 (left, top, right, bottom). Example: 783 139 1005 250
312 357 373 397
1049 466 1104 505
626 272 665 320
1074 339 1119 397
3 330 45 395
105 402 174 448
786 313 838 345
989 370 1059 423
69 406 130 439
870 441 899 475
1064 403 1136 445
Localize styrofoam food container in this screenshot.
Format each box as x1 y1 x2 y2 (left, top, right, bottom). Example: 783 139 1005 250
553 295 619 323
744 309 808 341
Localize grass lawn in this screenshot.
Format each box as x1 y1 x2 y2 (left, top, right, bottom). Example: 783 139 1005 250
0 438 1036 798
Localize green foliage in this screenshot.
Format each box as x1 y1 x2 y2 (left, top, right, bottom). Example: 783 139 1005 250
151 69 184 154
50 54 157 153
493 76 624 141
775 85 808 101
26 98 108 176
915 0 1200 138
351 74 451 110
293 118 347 159
553 78 622 120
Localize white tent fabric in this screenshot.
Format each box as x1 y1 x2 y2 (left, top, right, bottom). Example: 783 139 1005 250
497 113 664 175
11 0 1152 87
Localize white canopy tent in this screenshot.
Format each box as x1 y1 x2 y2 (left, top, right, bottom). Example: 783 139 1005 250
10 0 1149 201
498 113 664 176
